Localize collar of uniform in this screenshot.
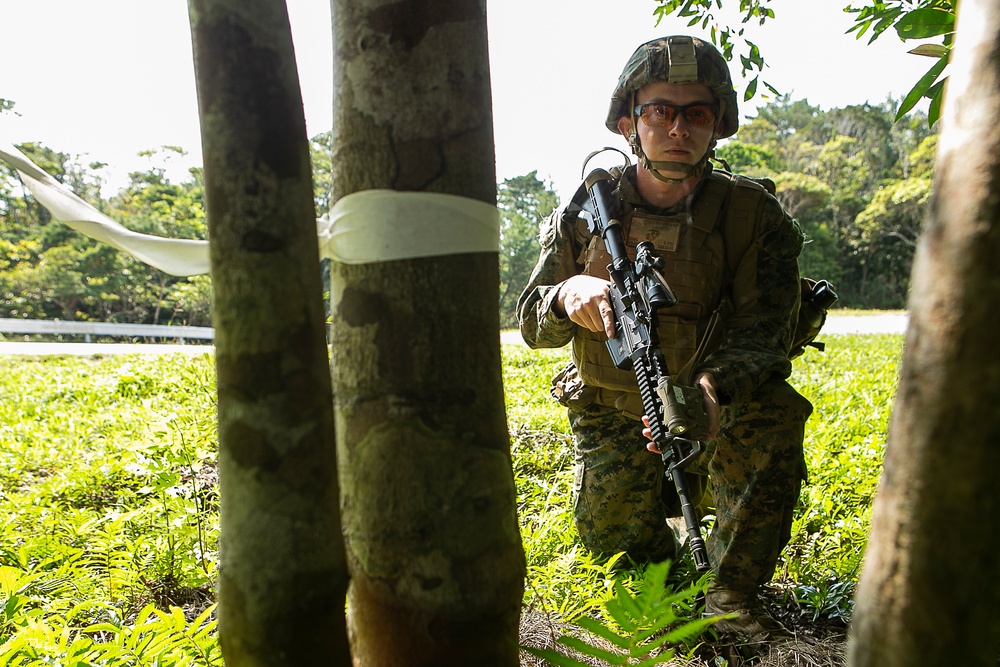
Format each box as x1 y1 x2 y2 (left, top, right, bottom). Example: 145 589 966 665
617 163 715 215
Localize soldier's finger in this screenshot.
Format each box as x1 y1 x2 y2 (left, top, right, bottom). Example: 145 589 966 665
571 307 604 334
599 299 616 339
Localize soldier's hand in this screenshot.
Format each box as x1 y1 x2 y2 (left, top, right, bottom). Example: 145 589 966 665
641 415 660 453
554 275 615 339
642 374 720 453
694 372 720 440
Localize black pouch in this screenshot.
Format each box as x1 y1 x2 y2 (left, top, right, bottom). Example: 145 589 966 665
789 278 839 358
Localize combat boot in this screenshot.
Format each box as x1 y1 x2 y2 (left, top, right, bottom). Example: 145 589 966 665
704 586 791 641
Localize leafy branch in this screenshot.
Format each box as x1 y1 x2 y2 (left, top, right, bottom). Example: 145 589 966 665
653 0 780 102
651 0 955 125
846 0 954 124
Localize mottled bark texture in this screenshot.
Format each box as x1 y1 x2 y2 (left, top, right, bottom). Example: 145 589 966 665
849 2 1000 665
188 1 350 664
330 0 525 665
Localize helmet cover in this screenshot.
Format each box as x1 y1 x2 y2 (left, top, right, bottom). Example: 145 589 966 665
606 35 739 138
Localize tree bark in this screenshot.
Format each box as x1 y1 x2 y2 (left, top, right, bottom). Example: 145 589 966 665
849 1 1000 664
329 1 525 665
188 1 350 664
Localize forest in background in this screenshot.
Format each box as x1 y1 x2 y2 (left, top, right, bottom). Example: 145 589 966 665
0 96 935 331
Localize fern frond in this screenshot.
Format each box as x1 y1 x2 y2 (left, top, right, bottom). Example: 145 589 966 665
558 635 627 664
520 559 713 665
574 615 632 650
521 645 595 667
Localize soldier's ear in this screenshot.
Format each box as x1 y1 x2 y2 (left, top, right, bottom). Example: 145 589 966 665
617 116 632 137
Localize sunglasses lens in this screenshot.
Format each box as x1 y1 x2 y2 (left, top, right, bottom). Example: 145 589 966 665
639 105 676 127
684 105 716 128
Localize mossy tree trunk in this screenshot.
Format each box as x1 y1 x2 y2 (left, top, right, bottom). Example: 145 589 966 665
329 0 525 665
188 0 350 664
849 1 1000 664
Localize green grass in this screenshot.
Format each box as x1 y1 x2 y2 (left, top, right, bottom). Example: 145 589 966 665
0 354 220 666
0 334 903 663
783 334 902 621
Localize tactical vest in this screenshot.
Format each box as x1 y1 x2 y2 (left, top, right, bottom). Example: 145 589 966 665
570 170 775 396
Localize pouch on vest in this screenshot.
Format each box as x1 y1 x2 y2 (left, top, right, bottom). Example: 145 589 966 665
551 362 598 408
789 278 839 358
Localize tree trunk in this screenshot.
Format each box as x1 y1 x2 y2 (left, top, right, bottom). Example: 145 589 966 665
188 1 351 664
849 1 1000 664
329 1 525 665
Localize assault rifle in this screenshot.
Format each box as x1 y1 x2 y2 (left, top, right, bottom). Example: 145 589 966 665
570 166 712 572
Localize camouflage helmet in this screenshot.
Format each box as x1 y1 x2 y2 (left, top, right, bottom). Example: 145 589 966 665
606 35 739 139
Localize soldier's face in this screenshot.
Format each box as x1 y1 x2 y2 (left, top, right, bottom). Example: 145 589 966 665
617 82 720 180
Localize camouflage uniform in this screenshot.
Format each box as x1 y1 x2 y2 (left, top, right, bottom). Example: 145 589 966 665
517 166 812 593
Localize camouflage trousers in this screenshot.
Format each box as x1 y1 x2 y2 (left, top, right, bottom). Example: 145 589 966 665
567 378 812 591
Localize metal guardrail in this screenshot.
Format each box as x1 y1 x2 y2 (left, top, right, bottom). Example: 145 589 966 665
0 318 214 344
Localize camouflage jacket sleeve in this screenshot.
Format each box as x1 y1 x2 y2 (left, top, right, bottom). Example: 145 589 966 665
695 195 803 404
516 206 585 349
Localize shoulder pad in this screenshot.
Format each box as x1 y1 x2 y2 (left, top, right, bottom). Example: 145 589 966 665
734 173 777 196
708 169 777 197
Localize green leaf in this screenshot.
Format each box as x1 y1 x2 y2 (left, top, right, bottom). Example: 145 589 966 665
909 43 949 58
872 12 900 39
559 635 627 664
847 4 903 44
81 622 124 634
605 597 640 634
634 607 683 645
632 651 678 667
574 615 631 650
927 77 947 126
846 17 872 40
634 627 684 660
895 54 948 120
666 614 728 644
895 6 954 40
521 646 594 667
744 76 758 102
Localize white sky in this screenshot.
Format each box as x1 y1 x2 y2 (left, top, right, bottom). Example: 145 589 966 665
2 0 932 203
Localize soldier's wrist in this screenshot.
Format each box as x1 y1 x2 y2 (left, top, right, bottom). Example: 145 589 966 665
550 282 568 318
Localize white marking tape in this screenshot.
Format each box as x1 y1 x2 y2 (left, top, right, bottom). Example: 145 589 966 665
319 189 500 264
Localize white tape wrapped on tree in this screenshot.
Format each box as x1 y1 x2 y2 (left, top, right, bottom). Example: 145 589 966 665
0 142 500 275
